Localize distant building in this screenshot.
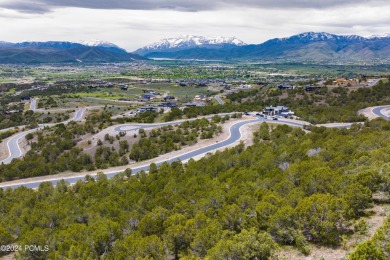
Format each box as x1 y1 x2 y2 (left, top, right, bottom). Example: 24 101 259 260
304 85 322 92
333 78 357 87
137 106 158 113
277 84 295 90
3 109 23 114
240 84 252 89
263 106 293 116
164 96 176 101
158 102 178 108
142 94 155 100
221 84 231 90
20 96 32 102
185 101 206 107
194 94 207 101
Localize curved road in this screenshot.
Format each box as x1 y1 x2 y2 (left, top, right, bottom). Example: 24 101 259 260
0 116 319 189
372 106 390 120
0 106 382 189
0 108 86 164
2 117 289 189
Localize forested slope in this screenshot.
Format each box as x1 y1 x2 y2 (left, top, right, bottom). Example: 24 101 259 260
1 119 390 259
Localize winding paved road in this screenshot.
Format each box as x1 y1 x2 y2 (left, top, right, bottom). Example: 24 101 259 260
372 106 390 120
0 118 264 189
0 116 320 189
0 108 86 164
0 106 384 189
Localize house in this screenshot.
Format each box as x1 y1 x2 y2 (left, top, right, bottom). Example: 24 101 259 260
166 102 178 108
263 106 292 116
333 78 357 87
20 96 32 102
159 102 178 108
304 85 322 92
185 101 206 107
277 84 294 90
221 84 231 90
164 96 176 101
142 94 154 100
3 109 23 114
240 84 252 89
194 94 207 101
137 106 158 113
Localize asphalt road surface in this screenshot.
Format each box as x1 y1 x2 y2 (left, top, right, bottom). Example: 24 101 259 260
372 106 390 120
0 113 364 189
29 98 37 111
0 108 86 164
0 116 308 189
214 95 225 105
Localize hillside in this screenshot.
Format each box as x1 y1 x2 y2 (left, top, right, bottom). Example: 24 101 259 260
1 118 390 259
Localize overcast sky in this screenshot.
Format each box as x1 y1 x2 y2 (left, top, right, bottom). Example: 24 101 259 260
0 0 389 51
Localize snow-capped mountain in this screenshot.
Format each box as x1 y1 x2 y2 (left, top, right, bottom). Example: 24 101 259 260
367 33 390 39
79 39 126 53
141 32 390 61
134 35 246 55
275 32 366 43
79 39 121 48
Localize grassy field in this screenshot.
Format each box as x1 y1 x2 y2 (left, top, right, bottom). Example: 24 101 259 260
0 78 16 83
5 88 16 94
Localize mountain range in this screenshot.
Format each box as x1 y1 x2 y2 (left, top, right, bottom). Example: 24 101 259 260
137 32 390 61
0 40 144 64
1 32 390 63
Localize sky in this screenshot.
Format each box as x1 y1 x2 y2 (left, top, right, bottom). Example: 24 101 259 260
0 0 389 52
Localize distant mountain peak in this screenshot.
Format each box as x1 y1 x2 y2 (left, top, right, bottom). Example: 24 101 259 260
134 35 246 55
274 32 367 43
367 33 390 39
79 39 121 48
